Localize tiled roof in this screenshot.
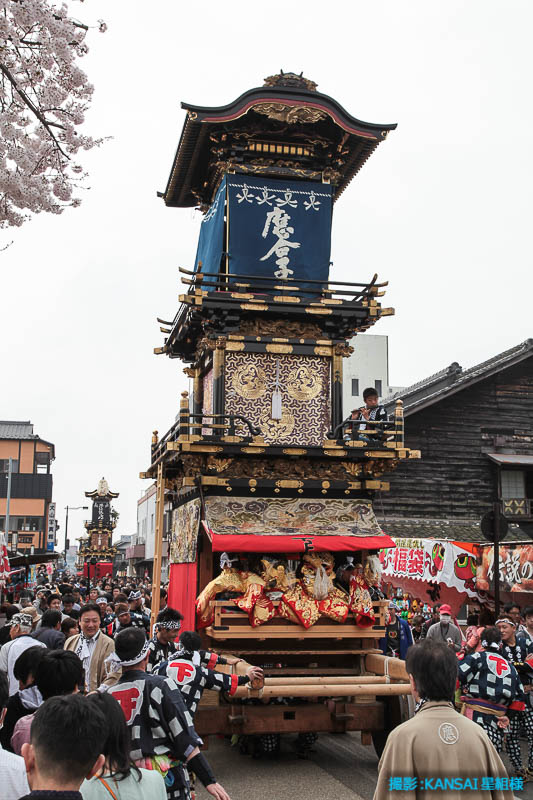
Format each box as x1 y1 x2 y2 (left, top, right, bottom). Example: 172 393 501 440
385 339 533 416
378 516 533 544
0 421 34 439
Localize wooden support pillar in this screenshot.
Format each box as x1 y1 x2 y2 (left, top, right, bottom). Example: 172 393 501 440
151 430 159 458
192 368 203 436
331 350 343 432
150 462 165 635
212 338 226 420
179 391 190 439
394 399 404 448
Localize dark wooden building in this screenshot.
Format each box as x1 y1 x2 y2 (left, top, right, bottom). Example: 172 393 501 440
382 339 533 544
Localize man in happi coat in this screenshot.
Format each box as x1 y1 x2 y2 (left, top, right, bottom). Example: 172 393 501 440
146 607 183 673
458 626 525 754
158 630 263 718
105 603 147 638
374 640 514 800
128 590 150 632
497 616 533 778
108 627 230 800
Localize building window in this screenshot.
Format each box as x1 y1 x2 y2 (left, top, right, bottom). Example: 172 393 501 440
151 513 155 533
375 379 382 396
18 534 34 544
351 378 359 396
34 452 50 474
501 470 525 499
0 459 19 473
16 517 43 531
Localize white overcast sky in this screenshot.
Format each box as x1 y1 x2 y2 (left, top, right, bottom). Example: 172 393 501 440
1 0 532 542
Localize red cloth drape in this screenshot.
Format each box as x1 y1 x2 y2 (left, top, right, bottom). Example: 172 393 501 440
167 563 197 633
209 532 394 553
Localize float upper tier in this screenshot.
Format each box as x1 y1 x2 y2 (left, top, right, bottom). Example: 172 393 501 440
161 72 397 209
155 271 393 362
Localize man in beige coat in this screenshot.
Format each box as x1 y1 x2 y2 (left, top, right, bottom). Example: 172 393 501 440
374 640 516 800
64 603 120 692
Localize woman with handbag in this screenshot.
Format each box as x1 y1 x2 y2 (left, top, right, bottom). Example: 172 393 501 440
81 692 166 800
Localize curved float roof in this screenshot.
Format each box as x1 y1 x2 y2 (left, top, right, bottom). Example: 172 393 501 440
162 73 397 208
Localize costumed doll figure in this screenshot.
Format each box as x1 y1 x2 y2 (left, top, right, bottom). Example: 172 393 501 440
278 553 321 627
364 555 384 601
235 557 294 628
348 559 375 628
279 552 349 628
196 552 247 628
335 556 355 592
315 552 350 623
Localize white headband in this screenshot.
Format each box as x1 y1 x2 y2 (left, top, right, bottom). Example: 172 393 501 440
111 639 150 667
155 620 182 631
496 617 516 627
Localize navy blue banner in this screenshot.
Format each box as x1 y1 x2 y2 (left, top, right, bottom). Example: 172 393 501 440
227 175 332 286
194 177 226 276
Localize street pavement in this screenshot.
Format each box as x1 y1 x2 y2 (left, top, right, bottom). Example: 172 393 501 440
198 731 377 800
198 731 533 800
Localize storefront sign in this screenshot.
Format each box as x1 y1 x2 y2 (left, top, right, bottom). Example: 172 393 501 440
47 503 56 551
476 543 533 593
380 538 480 599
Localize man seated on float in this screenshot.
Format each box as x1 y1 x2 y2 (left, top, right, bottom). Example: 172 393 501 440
343 387 388 443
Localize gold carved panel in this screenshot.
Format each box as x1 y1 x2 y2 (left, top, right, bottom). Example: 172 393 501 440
225 352 329 446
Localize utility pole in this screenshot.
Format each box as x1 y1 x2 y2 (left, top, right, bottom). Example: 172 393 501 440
63 506 88 567
493 501 501 619
6 457 13 551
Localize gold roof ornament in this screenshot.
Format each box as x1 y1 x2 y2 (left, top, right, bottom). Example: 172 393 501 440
263 71 318 92
85 476 119 499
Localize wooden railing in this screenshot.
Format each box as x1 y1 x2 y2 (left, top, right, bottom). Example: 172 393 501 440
150 396 405 468
328 399 404 448
206 599 388 641
502 498 532 518
179 267 387 304
150 405 261 465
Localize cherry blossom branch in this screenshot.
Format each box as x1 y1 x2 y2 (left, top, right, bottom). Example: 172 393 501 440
0 61 68 158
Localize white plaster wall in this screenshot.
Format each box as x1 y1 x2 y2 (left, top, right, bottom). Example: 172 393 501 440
342 334 391 419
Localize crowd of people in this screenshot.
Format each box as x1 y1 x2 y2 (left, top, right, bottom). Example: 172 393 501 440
1 572 533 799
378 598 533 790
0 573 258 800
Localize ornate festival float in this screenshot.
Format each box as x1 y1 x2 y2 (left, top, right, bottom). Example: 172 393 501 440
77 478 118 581
142 72 421 751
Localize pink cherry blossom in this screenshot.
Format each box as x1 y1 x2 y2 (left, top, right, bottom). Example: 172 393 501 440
0 0 107 229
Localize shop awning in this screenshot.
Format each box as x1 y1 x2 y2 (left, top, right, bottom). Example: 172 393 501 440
203 496 395 553
487 453 533 466
380 537 483 601
8 552 60 568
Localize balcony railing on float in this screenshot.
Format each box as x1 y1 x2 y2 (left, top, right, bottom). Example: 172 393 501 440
154 270 393 359
149 392 406 471
328 400 405 449
150 394 262 467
